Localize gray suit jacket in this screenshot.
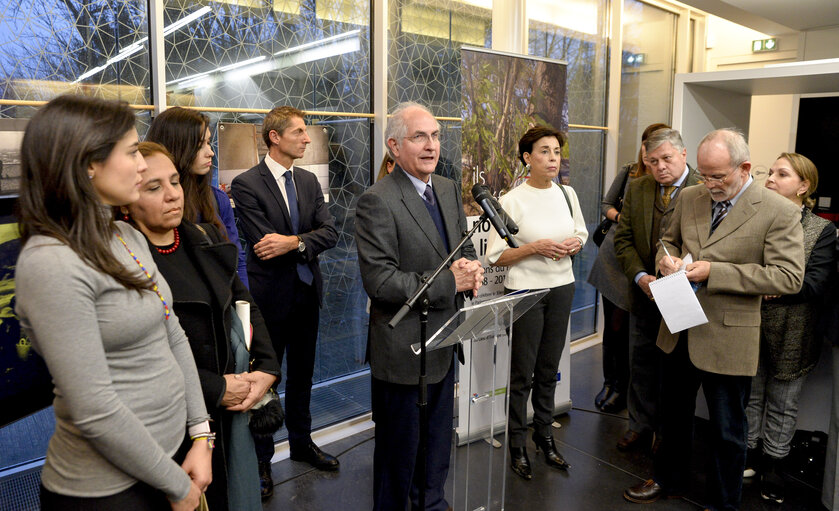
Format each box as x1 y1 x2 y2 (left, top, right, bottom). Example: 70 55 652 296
355 167 477 385
656 181 805 376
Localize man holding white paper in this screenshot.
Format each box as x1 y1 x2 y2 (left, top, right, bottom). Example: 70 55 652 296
623 128 805 511
614 128 700 453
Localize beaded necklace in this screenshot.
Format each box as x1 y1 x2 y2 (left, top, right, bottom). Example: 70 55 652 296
115 233 171 320
155 227 180 255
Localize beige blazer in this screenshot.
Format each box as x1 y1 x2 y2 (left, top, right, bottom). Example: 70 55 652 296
656 181 805 376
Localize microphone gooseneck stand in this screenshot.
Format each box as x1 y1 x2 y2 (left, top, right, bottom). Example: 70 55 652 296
388 214 486 510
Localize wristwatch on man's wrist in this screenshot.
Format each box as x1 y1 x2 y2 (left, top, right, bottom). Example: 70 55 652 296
296 235 306 253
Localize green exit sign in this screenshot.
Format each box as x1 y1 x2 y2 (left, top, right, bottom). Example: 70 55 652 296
752 38 778 52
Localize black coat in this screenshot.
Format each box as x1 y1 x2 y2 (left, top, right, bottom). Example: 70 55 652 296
150 221 280 510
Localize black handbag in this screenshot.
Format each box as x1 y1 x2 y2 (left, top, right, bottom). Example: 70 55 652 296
592 218 613 247
593 168 631 247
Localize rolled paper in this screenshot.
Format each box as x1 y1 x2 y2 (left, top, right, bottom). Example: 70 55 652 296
235 300 251 350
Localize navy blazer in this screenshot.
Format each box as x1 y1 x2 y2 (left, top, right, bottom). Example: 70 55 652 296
231 160 337 319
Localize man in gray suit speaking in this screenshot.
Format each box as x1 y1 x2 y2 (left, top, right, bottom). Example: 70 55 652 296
355 102 483 510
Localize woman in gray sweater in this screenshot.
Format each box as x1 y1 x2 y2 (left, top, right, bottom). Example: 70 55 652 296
15 95 212 511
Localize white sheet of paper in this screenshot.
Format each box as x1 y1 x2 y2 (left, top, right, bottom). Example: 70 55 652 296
649 269 708 333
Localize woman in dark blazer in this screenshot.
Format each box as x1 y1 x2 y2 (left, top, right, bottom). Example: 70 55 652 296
124 142 280 511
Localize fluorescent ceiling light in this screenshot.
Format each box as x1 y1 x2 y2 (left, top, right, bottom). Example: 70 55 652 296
73 6 212 83
273 29 361 57
172 56 267 88
168 30 362 90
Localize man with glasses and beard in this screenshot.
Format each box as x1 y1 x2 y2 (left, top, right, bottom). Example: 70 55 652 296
623 128 804 511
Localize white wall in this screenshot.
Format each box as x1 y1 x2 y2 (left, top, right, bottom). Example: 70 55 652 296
704 16 798 71
802 26 839 61
747 94 797 182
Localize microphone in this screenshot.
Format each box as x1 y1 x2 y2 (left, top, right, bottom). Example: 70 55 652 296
472 184 518 248
489 195 519 235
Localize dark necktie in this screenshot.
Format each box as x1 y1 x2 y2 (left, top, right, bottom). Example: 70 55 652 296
283 171 314 285
710 200 731 234
422 184 450 252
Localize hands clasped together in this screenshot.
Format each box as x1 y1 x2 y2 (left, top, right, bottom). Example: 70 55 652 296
530 237 582 261
451 258 484 296
222 371 277 412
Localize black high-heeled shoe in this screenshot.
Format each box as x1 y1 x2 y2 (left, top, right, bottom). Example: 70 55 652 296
509 446 532 480
532 433 570 470
594 383 613 409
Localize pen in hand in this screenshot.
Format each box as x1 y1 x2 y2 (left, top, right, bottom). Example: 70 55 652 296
660 239 676 267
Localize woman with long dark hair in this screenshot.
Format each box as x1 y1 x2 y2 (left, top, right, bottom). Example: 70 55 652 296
145 107 249 287
15 95 211 510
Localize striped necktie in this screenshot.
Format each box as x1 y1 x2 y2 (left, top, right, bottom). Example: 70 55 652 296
710 200 731 233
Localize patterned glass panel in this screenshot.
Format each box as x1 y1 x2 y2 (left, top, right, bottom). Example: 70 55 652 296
528 1 609 340
388 0 492 183
0 0 151 105
0 0 152 194
162 1 372 403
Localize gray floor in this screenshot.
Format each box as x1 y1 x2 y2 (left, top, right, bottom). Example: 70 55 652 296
263 344 826 510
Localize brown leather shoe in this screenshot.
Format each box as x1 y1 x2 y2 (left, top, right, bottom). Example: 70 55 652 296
617 430 651 452
623 479 664 504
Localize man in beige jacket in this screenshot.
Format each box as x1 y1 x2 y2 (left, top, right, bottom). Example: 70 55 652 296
624 128 805 511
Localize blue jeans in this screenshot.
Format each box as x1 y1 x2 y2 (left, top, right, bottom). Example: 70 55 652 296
746 359 807 458
654 337 751 511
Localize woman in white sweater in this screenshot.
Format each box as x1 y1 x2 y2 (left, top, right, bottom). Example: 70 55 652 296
486 125 588 481
15 95 212 511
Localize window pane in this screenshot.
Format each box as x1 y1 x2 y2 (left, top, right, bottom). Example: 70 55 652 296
528 0 609 127
618 0 677 167
389 0 492 181
0 0 150 104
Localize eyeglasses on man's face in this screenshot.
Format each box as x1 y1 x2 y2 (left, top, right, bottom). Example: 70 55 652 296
403 131 440 145
699 164 740 185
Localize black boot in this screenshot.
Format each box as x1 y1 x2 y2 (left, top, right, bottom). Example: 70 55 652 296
594 383 613 409
259 461 274 500
532 432 570 470
760 454 786 504
509 447 532 480
600 390 626 413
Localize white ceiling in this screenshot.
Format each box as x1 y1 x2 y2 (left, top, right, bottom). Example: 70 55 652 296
678 0 839 35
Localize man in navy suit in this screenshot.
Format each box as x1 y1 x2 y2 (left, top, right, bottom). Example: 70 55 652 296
231 106 339 497
355 102 483 510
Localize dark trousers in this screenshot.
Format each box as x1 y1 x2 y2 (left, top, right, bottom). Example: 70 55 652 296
372 362 454 511
601 297 630 392
506 283 575 447
627 306 663 434
40 482 169 511
654 337 751 511
255 277 319 461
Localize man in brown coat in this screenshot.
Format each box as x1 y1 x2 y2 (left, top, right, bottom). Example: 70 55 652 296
624 128 805 511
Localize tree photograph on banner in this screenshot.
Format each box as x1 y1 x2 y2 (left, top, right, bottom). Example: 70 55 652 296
461 47 569 216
